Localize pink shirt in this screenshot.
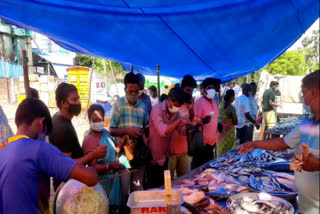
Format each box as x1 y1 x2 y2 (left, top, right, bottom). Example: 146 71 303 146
148 101 186 166
194 96 219 146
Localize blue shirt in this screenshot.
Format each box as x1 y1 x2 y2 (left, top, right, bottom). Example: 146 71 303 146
0 138 76 214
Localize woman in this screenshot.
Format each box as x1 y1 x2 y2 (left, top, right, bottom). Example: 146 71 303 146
148 85 159 106
217 89 238 156
82 104 122 209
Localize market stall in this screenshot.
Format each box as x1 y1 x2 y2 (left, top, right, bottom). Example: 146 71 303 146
168 148 298 213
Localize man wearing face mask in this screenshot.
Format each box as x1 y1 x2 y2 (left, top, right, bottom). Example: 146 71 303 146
109 72 149 193
259 81 282 140
235 84 260 145
0 98 99 214
238 70 320 214
193 78 221 168
137 73 152 115
50 83 107 191
148 87 190 187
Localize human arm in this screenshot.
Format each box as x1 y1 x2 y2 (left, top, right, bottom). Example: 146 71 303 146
302 153 320 172
74 145 107 165
238 138 290 154
38 143 98 187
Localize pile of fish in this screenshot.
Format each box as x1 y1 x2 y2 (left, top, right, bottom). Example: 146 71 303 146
265 116 303 135
248 174 296 194
228 192 293 214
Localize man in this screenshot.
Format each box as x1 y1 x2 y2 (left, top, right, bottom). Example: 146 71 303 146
50 83 107 190
167 75 197 179
259 81 282 140
232 81 242 98
109 72 149 192
235 84 260 145
248 82 259 140
148 87 190 186
0 98 98 213
238 70 319 214
192 78 220 169
137 73 152 115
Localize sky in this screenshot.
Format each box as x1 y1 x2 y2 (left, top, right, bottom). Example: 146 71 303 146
288 18 319 50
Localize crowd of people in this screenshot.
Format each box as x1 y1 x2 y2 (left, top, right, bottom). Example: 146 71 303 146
0 70 319 214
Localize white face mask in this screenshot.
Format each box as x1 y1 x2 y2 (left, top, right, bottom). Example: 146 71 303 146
91 122 105 132
205 89 216 99
169 105 180 113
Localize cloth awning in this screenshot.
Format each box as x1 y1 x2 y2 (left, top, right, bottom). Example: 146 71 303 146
0 0 318 81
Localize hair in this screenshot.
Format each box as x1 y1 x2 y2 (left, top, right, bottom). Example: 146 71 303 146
270 81 279 87
136 73 146 83
124 72 139 87
15 98 52 134
168 87 185 105
181 75 197 89
87 104 105 120
160 94 168 102
174 83 180 88
148 85 157 95
224 89 235 108
202 78 221 88
29 88 39 99
55 83 78 109
302 69 319 89
250 82 257 87
241 83 251 91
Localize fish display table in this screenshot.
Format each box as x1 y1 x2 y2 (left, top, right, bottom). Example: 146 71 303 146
170 149 299 213
265 116 304 138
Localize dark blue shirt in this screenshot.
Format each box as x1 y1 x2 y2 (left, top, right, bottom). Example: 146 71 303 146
0 138 76 214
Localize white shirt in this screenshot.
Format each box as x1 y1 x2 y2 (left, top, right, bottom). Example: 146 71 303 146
249 95 258 123
235 95 251 128
150 96 159 106
284 117 319 214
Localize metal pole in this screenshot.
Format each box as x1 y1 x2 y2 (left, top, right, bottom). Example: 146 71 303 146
22 50 30 98
87 58 95 110
130 65 133 73
157 64 160 102
103 59 108 98
109 61 119 96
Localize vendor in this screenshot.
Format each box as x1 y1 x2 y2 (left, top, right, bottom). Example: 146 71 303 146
238 70 320 214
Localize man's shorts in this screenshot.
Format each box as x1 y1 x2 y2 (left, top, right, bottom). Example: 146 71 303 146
262 110 276 128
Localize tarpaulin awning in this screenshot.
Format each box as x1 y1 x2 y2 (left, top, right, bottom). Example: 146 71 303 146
0 0 318 81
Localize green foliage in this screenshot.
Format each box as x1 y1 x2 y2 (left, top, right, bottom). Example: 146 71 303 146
77 54 125 75
262 50 308 76
301 30 319 68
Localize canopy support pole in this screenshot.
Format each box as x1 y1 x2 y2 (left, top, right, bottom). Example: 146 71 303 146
157 64 160 102
109 61 119 96
22 50 30 98
103 59 108 98
87 58 95 110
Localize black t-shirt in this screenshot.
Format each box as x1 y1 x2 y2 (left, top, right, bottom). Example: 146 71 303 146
49 113 84 190
49 113 84 159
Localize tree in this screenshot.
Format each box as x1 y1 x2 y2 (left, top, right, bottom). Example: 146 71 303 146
262 50 308 76
301 30 319 68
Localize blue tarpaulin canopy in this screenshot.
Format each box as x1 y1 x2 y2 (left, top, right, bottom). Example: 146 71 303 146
0 0 318 81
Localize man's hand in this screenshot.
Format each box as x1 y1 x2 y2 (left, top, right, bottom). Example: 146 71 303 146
302 153 320 172
109 161 121 171
94 145 107 159
255 123 260 130
179 117 191 125
237 141 256 155
202 115 212 125
127 127 143 138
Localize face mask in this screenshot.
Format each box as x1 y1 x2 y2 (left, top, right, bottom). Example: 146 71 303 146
205 89 216 99
127 94 139 103
68 103 81 116
302 98 312 114
169 105 180 113
91 122 105 132
139 90 144 96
